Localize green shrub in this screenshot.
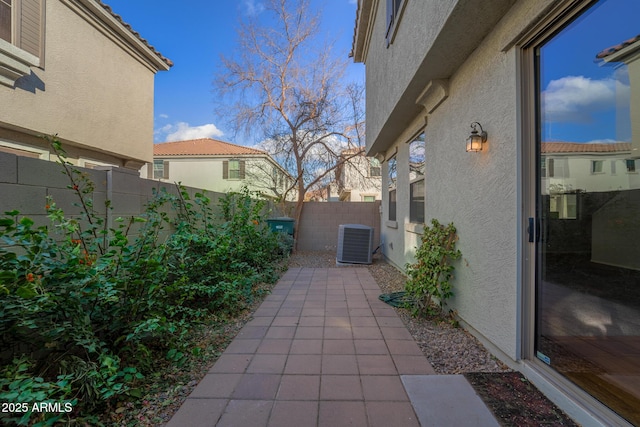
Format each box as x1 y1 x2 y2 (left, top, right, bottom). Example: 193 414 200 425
404 219 461 317
0 136 287 424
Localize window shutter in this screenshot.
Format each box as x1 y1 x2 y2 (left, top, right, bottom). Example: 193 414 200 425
223 160 228 179
163 161 169 179
239 160 245 179
147 163 153 178
18 0 43 60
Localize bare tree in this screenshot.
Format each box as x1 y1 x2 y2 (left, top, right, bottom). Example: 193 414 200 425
215 0 364 243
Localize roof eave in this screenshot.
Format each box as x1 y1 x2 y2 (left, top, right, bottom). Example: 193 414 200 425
65 0 172 72
352 0 374 63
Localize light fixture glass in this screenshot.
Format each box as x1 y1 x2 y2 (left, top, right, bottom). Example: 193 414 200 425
466 122 487 152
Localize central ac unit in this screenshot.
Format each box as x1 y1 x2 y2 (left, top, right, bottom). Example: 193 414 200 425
337 224 374 264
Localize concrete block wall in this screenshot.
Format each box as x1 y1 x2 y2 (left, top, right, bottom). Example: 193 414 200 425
1 152 381 255
295 201 381 252
0 152 228 237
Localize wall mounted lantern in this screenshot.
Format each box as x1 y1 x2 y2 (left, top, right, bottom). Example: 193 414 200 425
466 122 487 152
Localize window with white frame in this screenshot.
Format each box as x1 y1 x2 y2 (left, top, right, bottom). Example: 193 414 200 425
591 160 603 174
409 132 425 223
369 158 381 177
153 160 169 179
223 159 245 180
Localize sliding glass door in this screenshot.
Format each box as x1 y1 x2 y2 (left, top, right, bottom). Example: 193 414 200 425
534 1 640 424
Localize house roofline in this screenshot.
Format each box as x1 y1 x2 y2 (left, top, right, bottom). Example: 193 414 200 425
62 0 172 72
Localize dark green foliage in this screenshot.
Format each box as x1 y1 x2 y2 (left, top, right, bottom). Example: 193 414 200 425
0 136 287 425
404 219 461 317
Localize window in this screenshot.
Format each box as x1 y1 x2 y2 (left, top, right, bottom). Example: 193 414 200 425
591 160 603 174
223 159 245 180
547 158 554 177
549 194 577 220
362 195 375 202
0 0 43 86
0 0 10 43
369 158 381 177
388 156 397 221
153 160 169 179
626 159 636 173
385 0 405 46
229 160 240 179
409 132 425 223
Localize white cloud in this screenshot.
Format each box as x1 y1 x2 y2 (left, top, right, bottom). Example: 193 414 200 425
158 113 169 119
155 122 224 142
542 75 630 123
242 0 264 16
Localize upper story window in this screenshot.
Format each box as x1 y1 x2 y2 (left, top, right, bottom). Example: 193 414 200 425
0 0 11 43
223 159 245 180
591 160 604 174
385 0 406 47
0 0 43 87
626 159 636 173
369 158 381 177
409 132 425 223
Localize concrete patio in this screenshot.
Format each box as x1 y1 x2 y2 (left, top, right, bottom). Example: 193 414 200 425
166 267 499 426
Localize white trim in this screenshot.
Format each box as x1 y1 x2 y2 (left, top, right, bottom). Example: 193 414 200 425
0 37 39 87
0 139 49 159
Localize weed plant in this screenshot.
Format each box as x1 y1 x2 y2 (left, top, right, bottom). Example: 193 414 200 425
0 136 290 425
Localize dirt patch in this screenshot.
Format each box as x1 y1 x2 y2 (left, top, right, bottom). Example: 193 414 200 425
464 372 579 427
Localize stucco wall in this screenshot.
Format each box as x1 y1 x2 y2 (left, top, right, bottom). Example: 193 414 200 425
363 0 456 152
428 41 518 359
370 0 558 361
0 0 162 167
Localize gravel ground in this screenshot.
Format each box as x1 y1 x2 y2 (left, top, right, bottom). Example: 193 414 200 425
289 251 511 374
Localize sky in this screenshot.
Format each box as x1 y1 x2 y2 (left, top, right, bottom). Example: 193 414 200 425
104 0 364 146
539 0 639 143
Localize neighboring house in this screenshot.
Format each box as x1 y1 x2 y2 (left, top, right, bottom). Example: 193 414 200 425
353 0 639 425
144 138 294 200
0 0 171 169
331 147 382 202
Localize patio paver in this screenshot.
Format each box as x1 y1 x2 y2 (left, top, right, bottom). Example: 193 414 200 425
167 267 499 426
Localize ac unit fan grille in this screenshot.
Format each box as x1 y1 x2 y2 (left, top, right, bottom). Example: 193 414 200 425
337 225 373 264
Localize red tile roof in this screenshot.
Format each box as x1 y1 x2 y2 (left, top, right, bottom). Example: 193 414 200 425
154 138 266 157
596 34 640 59
542 142 632 154
98 1 173 67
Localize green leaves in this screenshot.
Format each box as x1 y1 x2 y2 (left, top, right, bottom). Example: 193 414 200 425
0 140 288 424
404 219 461 318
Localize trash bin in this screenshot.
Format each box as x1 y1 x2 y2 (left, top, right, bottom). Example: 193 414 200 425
266 217 295 235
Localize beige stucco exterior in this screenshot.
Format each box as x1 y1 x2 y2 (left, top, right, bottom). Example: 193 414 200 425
0 0 170 170
142 155 295 201
353 0 635 425
333 151 382 202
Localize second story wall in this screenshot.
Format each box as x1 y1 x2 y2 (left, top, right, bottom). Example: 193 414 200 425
0 0 171 169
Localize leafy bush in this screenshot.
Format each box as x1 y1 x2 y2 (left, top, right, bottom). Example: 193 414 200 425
0 136 287 424
404 219 461 317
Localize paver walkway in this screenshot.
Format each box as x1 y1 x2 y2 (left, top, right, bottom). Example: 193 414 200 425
167 267 498 426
